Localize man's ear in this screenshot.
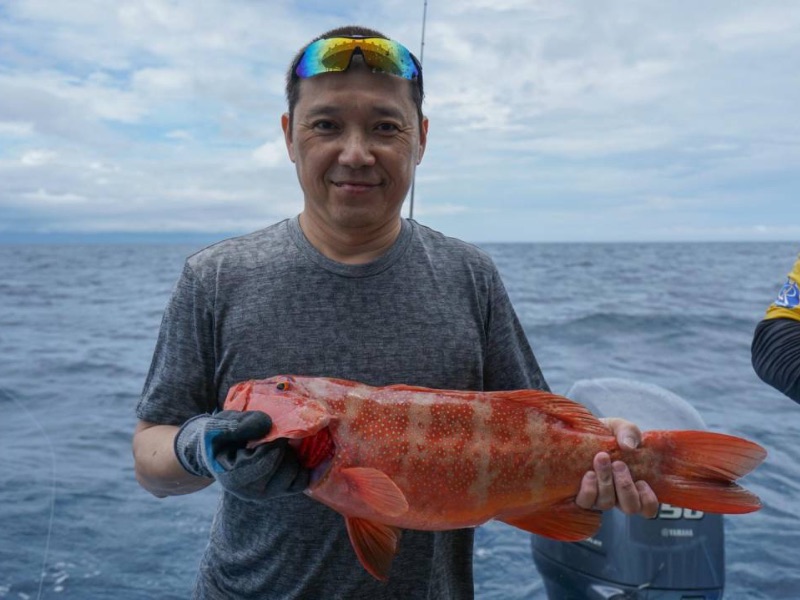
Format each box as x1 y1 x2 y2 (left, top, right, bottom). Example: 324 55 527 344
281 113 295 163
417 116 429 165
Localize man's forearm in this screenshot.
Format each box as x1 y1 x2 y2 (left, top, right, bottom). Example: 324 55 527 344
752 318 800 403
133 421 213 497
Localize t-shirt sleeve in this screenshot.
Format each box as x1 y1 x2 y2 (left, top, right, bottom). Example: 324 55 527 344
482 267 550 393
764 254 800 322
136 261 218 425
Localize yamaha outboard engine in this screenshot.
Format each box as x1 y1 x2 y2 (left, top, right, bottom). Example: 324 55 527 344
532 378 725 599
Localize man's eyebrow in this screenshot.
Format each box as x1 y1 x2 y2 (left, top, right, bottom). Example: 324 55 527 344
303 104 409 121
371 105 407 121
303 105 341 119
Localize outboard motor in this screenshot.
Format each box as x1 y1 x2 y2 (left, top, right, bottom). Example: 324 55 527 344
532 378 725 600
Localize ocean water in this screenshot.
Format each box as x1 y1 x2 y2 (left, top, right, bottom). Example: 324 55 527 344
0 240 798 599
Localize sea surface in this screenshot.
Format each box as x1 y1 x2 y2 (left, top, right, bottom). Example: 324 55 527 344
1 240 798 599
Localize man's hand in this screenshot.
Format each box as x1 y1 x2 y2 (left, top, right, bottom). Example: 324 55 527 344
575 417 659 518
174 410 309 501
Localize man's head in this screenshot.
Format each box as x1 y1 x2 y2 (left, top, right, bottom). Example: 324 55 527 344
280 27 429 247
285 25 424 134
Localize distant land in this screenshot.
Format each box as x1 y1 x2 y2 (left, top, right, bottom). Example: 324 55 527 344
0 231 244 245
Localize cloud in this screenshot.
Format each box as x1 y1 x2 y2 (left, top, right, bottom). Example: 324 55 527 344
500 125 676 158
132 68 194 98
414 202 474 217
710 4 800 45
19 149 57 166
23 188 87 205
0 0 797 241
252 137 289 168
165 129 192 141
0 121 34 137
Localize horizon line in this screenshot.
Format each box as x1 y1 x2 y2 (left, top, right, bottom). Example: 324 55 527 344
0 231 796 246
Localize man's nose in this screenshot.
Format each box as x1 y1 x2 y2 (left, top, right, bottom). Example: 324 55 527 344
338 130 376 168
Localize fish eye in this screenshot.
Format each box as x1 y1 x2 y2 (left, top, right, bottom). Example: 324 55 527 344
277 381 290 391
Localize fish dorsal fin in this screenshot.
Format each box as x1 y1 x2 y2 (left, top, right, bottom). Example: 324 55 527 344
384 385 609 436
498 389 610 436
341 467 409 517
345 517 402 581
498 500 601 541
384 383 447 393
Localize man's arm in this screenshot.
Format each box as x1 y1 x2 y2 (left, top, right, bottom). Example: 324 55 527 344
751 317 800 402
133 420 213 498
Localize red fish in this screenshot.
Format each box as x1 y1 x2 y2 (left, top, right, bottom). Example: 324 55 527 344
224 375 766 581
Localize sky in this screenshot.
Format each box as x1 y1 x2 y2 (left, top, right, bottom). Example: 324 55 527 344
0 0 798 243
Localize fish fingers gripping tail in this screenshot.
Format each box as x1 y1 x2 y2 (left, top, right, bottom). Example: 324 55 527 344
639 431 767 514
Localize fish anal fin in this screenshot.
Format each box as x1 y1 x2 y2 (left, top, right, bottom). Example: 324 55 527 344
345 517 402 581
341 467 409 517
498 501 601 541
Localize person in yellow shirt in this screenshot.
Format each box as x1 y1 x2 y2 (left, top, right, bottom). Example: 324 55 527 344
751 254 800 402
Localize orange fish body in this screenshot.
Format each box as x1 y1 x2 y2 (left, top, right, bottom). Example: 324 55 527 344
224 375 766 581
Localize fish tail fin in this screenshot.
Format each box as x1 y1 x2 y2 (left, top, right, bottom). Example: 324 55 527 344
641 431 766 514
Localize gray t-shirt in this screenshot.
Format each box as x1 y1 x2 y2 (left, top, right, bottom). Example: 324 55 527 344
138 217 547 599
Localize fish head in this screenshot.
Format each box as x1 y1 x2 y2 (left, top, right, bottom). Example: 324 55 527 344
224 375 333 444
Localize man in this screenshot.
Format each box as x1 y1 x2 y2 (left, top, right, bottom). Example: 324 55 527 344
133 25 658 599
752 253 800 402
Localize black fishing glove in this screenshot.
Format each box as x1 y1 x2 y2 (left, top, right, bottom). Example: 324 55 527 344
174 410 309 501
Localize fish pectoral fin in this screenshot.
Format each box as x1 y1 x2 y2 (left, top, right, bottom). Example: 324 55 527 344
341 467 409 517
345 517 402 582
498 501 601 541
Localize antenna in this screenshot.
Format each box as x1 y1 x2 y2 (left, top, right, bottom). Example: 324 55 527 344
409 0 428 220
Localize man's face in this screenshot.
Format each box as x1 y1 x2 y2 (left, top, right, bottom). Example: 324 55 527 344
282 63 428 233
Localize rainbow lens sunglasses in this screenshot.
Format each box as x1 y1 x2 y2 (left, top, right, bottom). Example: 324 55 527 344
295 36 420 80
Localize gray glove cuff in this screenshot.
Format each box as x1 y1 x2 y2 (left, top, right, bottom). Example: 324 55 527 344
174 414 215 478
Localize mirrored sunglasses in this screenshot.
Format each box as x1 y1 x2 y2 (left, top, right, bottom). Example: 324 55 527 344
295 36 420 80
